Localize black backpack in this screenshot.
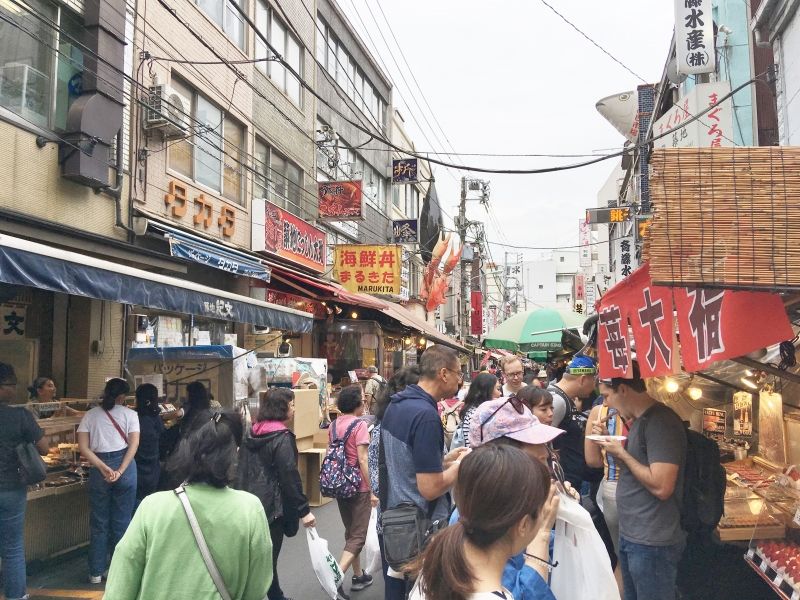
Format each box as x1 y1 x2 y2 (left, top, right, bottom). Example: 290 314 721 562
681 428 726 534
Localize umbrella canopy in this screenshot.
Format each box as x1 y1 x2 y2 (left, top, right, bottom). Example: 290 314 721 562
484 308 586 353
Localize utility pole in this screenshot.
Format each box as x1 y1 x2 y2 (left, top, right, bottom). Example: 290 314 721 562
458 177 469 343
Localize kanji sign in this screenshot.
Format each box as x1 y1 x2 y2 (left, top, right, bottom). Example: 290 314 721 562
392 159 418 184
262 201 327 273
470 291 483 336
586 207 630 224
579 218 591 268
597 263 794 377
392 219 419 244
318 180 364 220
653 82 733 149
615 235 636 281
0 305 25 338
333 245 402 296
675 0 715 75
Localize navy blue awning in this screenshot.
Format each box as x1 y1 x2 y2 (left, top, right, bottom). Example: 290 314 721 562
0 234 312 332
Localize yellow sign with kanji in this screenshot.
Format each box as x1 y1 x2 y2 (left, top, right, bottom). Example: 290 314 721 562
609 208 629 223
334 245 402 296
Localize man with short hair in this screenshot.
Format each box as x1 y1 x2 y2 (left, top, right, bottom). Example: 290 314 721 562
501 356 527 397
363 365 385 414
548 354 598 489
594 364 687 600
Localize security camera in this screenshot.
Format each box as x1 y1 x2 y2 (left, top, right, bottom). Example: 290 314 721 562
719 25 733 35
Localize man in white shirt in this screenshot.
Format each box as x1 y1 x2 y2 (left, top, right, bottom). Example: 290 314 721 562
501 356 527 397
363 366 386 414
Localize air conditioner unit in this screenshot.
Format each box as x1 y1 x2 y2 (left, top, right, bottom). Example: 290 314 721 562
144 84 190 138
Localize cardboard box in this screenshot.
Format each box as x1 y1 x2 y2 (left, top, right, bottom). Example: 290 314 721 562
299 448 331 507
289 388 322 439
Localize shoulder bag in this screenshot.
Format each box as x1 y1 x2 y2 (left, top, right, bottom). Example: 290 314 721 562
17 442 46 485
175 485 232 600
104 408 129 444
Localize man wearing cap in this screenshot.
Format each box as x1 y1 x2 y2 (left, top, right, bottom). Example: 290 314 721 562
548 355 598 489
363 366 385 414
501 356 528 397
594 365 686 600
448 397 564 600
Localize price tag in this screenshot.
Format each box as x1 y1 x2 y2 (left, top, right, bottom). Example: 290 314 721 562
793 506 800 527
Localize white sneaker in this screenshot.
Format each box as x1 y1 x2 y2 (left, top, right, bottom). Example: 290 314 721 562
89 575 103 584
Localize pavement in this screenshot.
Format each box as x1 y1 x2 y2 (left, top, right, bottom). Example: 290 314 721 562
22 500 384 600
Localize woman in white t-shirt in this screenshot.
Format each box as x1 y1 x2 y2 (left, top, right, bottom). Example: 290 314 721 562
77 378 140 584
408 444 554 600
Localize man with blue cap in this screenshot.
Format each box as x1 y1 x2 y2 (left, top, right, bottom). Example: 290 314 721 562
548 354 598 489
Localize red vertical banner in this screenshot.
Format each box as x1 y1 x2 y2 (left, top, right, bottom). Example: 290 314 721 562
471 291 483 335
674 288 793 372
626 264 678 378
597 267 635 379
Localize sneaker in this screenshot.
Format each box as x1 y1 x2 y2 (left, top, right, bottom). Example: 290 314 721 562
89 575 103 584
336 585 351 600
350 572 374 591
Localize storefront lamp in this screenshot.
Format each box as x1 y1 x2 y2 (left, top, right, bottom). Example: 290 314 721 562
741 376 759 390
351 311 359 319
687 387 703 401
404 337 413 345
418 337 426 346
664 378 680 394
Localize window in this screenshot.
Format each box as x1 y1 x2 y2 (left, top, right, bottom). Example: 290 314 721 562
254 138 269 199
559 256 565 262
538 284 544 290
256 2 302 106
197 0 245 50
316 22 326 65
0 0 84 130
168 77 245 204
254 138 304 214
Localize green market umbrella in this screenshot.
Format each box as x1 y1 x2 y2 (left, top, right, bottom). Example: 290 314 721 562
484 308 586 353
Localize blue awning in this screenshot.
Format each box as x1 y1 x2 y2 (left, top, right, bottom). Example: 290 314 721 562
147 220 271 282
0 234 312 332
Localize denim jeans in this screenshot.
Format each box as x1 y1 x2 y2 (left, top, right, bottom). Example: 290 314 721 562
619 535 685 600
88 450 137 577
0 487 28 600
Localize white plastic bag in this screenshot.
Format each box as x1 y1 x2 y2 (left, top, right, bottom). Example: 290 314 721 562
550 493 620 600
363 508 381 577
306 527 344 599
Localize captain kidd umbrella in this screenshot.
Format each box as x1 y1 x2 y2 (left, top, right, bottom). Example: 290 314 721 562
483 308 586 355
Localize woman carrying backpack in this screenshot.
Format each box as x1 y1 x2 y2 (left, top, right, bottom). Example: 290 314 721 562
327 385 377 600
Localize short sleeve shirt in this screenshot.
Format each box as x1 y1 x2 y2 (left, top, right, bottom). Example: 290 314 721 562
78 405 140 453
0 405 44 489
329 414 370 492
617 401 686 546
364 375 384 398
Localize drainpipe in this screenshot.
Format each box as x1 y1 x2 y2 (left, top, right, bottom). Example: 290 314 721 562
94 128 132 233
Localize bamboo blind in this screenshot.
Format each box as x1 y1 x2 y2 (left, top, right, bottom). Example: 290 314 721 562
646 147 800 289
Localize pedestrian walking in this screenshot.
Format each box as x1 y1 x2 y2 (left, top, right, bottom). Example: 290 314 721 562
133 384 164 508
0 363 48 600
77 378 140 584
593 363 686 600
237 387 316 600
364 366 386 414
327 385 375 600
500 356 527 397
408 444 555 600
104 411 273 600
451 372 501 450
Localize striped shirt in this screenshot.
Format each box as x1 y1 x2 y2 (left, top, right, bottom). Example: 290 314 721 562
602 405 625 482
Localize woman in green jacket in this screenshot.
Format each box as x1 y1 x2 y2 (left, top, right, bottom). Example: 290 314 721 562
104 411 272 600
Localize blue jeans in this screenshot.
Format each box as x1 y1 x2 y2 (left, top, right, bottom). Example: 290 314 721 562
619 536 684 600
88 450 137 577
0 487 28 600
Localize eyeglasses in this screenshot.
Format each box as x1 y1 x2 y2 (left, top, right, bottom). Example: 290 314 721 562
504 371 524 379
444 367 464 382
546 446 567 494
479 394 525 443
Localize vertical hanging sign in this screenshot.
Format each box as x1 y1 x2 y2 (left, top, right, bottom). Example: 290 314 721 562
675 0 715 75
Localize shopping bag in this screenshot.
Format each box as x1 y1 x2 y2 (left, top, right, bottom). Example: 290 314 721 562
306 527 344 599
550 493 620 600
363 508 381 577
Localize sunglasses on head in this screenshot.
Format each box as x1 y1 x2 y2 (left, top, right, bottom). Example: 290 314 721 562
479 394 525 443
546 446 568 494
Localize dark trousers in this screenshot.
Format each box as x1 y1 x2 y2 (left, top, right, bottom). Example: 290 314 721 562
268 518 285 600
379 532 408 600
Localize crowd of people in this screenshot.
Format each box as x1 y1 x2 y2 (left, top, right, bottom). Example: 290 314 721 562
0 344 694 600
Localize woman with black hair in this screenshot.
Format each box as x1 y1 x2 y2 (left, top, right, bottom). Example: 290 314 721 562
104 411 273 600
77 378 140 584
133 384 164 507
452 373 502 449
237 388 315 600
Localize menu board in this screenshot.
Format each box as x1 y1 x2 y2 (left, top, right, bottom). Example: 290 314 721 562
733 391 753 437
703 408 726 441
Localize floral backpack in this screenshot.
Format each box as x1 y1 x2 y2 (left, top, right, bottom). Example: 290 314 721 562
319 419 363 499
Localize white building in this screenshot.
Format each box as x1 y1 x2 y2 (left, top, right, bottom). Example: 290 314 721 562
523 250 580 308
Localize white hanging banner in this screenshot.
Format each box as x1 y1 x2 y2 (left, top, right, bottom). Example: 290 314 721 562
675 0 716 75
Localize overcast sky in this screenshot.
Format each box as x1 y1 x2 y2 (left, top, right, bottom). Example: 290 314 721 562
338 0 675 263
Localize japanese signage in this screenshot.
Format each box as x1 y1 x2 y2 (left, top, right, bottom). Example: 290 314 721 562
168 236 271 282
733 392 753 438
702 408 726 441
675 0 715 75
585 279 597 315
573 274 586 302
615 235 635 280
318 180 364 220
579 218 591 268
164 180 236 238
392 159 418 184
392 219 419 244
471 291 483 336
653 82 733 149
262 201 326 273
597 263 793 378
586 207 630 224
333 245 402 296
0 305 25 338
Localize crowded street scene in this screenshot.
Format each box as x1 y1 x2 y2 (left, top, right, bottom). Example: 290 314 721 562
3 0 800 599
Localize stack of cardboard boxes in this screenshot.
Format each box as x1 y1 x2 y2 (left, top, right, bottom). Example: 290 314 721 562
290 388 332 506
